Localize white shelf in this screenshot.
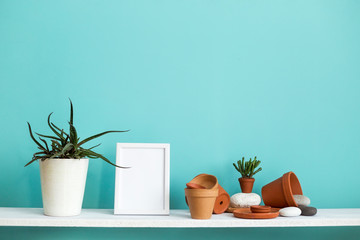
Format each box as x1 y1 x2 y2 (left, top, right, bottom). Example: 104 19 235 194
0 208 359 228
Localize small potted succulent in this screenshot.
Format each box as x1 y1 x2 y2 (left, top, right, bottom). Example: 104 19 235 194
26 99 128 217
233 156 262 193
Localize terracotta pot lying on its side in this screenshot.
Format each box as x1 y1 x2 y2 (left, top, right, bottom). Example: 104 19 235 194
238 177 255 193
213 184 230 214
261 171 303 208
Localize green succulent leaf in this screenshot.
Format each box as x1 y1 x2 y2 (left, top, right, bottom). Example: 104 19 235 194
50 123 69 138
24 158 39 167
47 113 65 142
88 143 101 150
233 162 240 172
26 99 129 168
82 149 129 169
78 130 129 146
35 132 62 141
27 122 46 151
68 121 78 146
233 156 262 178
38 137 49 151
69 98 74 126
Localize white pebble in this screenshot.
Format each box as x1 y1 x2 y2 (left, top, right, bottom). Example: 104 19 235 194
279 207 301 217
293 195 310 206
230 193 261 208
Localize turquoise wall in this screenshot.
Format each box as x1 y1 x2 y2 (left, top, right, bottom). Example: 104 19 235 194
1 0 359 239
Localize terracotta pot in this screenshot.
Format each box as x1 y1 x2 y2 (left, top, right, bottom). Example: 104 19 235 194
184 182 206 207
185 188 230 214
261 171 303 208
188 174 229 214
185 188 218 219
189 174 218 189
213 184 230 214
238 177 255 193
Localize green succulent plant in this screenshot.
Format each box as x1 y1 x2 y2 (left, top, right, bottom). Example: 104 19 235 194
233 156 262 178
25 99 129 168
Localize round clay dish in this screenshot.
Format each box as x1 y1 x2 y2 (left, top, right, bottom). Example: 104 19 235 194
186 183 205 189
233 208 279 219
250 205 271 213
226 207 237 213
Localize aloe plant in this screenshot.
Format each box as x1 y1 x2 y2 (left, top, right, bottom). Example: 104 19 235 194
25 99 129 168
233 156 262 178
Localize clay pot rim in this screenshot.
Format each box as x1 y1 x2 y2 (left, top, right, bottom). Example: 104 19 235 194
190 174 218 190
238 177 255 181
186 183 206 189
184 188 218 197
282 172 303 207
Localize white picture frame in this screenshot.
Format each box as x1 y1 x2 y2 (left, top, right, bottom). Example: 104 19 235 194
114 143 170 215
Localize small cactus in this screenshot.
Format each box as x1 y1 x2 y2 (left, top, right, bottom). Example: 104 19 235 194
233 156 262 178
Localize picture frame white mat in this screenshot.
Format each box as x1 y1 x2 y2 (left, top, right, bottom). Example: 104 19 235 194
114 143 170 215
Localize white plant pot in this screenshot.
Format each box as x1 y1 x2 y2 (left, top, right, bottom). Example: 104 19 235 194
39 158 89 217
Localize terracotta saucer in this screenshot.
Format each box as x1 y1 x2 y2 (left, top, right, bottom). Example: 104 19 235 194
233 208 279 219
186 183 206 189
228 207 281 213
250 205 271 213
226 207 239 213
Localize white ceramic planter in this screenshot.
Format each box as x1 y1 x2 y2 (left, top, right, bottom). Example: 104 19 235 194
39 158 89 217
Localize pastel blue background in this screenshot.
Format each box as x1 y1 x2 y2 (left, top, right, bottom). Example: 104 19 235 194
1 0 359 239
